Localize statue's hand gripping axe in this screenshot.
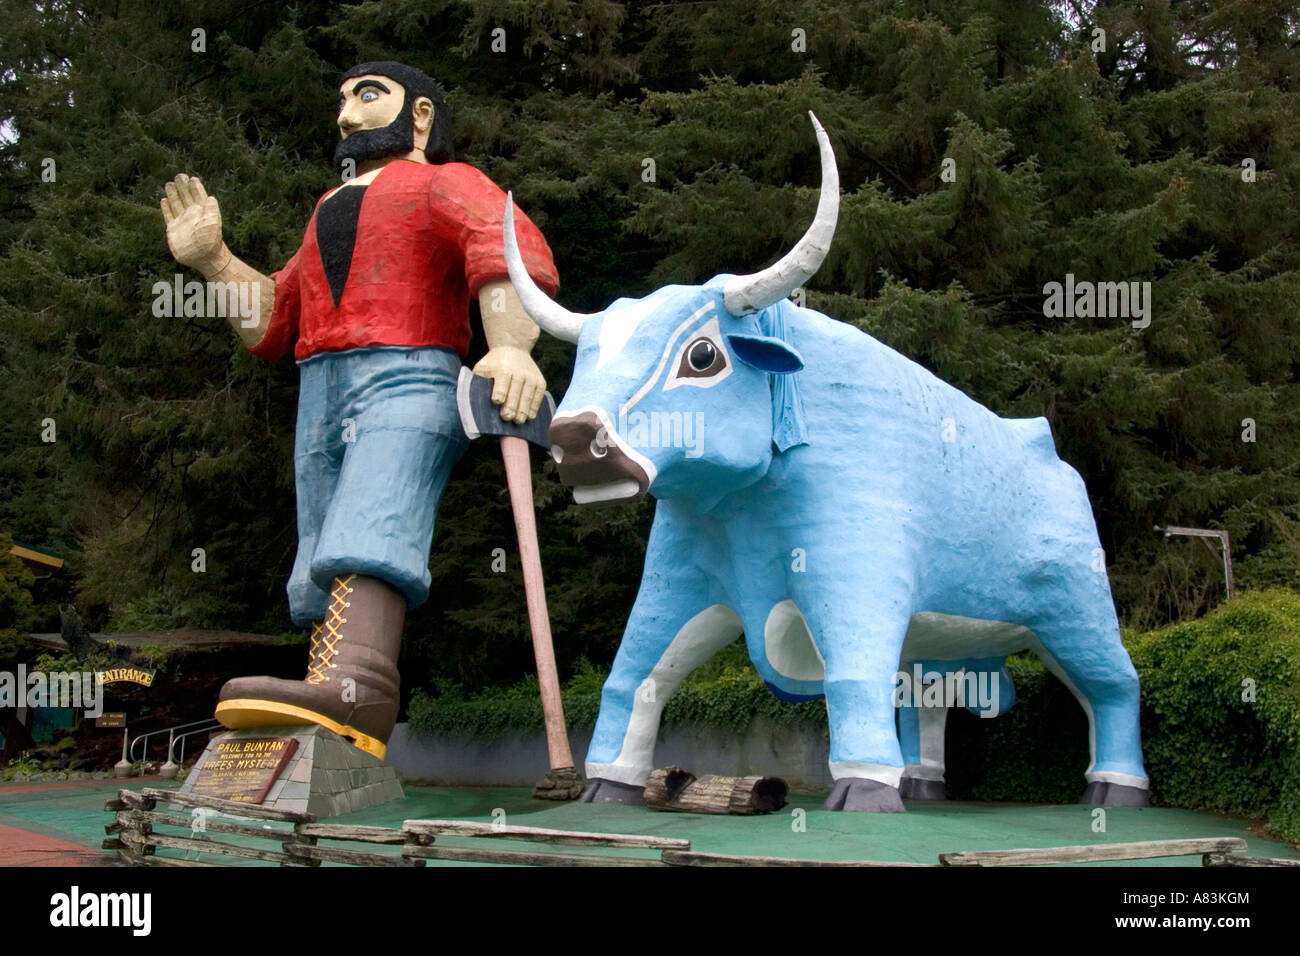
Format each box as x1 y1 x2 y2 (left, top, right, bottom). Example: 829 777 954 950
456 368 583 799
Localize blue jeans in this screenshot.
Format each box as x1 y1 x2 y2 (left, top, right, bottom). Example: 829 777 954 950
287 346 468 625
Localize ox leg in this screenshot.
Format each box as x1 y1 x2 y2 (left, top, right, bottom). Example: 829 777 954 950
898 699 948 801
582 578 741 804
814 608 914 812
1023 606 1149 807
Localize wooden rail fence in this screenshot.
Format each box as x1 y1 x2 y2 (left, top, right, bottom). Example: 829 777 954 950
103 789 1295 868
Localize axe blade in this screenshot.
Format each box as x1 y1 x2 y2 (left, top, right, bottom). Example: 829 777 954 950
457 366 556 449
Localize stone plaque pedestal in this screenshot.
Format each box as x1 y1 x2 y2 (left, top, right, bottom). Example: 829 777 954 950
178 725 404 818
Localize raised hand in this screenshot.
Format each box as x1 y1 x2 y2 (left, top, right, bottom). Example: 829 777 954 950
160 173 227 274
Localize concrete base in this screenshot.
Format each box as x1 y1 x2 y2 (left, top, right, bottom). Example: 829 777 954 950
178 725 404 818
387 718 834 791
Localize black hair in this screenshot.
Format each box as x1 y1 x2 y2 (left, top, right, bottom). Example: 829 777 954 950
339 61 453 164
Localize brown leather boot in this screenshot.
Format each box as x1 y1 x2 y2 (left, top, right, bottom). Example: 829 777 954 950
215 574 404 758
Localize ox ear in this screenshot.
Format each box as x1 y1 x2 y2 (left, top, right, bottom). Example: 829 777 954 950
726 334 804 374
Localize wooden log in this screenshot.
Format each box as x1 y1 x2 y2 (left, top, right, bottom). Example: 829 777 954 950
141 786 315 823
116 828 155 857
402 820 690 850
111 789 155 811
643 766 695 806
662 849 937 867
643 768 787 814
940 837 1249 867
110 810 152 837
119 809 301 843
402 843 665 867
283 843 424 867
137 831 299 864
295 823 409 844
1204 852 1300 867
112 843 217 868
133 854 224 867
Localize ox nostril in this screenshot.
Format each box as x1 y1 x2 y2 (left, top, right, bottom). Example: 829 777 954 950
589 437 608 458
550 444 564 464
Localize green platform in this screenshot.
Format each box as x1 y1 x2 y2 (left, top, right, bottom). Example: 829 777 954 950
4 780 1296 866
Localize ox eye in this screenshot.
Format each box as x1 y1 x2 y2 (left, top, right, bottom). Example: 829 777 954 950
688 340 716 371
663 318 734 392
676 336 725 379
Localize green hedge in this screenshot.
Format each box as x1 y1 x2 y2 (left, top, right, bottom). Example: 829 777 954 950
408 589 1300 843
406 640 826 740
1127 590 1300 843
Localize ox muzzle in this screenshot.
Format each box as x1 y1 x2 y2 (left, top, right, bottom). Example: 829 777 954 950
549 411 652 507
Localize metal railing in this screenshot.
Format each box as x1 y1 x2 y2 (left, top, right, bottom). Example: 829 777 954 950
127 719 222 775
160 720 224 778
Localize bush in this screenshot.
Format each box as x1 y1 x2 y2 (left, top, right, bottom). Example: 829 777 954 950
1 752 41 780
407 642 825 741
1127 589 1300 843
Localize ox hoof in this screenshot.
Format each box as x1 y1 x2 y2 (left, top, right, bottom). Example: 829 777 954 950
1080 782 1150 807
579 777 645 805
824 777 906 812
899 777 946 801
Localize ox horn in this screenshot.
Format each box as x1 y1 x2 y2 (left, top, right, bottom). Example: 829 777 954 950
503 192 593 344
722 111 839 316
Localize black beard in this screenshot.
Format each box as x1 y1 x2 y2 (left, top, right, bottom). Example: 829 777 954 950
333 96 416 174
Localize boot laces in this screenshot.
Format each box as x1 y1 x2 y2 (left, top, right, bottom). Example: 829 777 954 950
307 574 354 684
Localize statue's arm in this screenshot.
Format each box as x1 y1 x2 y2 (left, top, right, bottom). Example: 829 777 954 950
160 173 275 349
475 279 546 423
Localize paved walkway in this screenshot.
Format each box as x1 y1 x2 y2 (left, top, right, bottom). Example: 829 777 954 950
0 822 103 866
0 776 165 867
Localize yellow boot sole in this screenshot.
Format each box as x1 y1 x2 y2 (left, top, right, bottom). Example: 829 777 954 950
215 698 387 760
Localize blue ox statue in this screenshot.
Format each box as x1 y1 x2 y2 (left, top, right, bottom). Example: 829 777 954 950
502 114 1148 811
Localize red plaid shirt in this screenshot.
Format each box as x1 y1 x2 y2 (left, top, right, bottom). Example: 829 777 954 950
250 160 560 362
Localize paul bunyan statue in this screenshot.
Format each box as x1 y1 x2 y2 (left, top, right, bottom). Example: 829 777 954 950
160 62 560 759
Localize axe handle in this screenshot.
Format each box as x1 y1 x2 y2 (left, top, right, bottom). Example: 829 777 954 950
500 435 575 771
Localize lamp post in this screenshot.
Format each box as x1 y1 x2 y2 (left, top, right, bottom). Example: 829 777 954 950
1155 526 1235 600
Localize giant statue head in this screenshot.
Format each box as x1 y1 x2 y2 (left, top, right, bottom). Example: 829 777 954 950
334 60 454 173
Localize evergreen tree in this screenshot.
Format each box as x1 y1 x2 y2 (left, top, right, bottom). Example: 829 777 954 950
0 531 37 757
1 0 1297 702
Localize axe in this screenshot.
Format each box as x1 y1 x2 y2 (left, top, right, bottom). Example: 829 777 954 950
456 367 579 790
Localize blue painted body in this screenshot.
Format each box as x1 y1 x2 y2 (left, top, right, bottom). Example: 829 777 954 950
556 275 1146 794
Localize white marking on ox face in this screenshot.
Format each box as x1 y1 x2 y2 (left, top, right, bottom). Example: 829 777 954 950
596 290 674 372
619 303 716 417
